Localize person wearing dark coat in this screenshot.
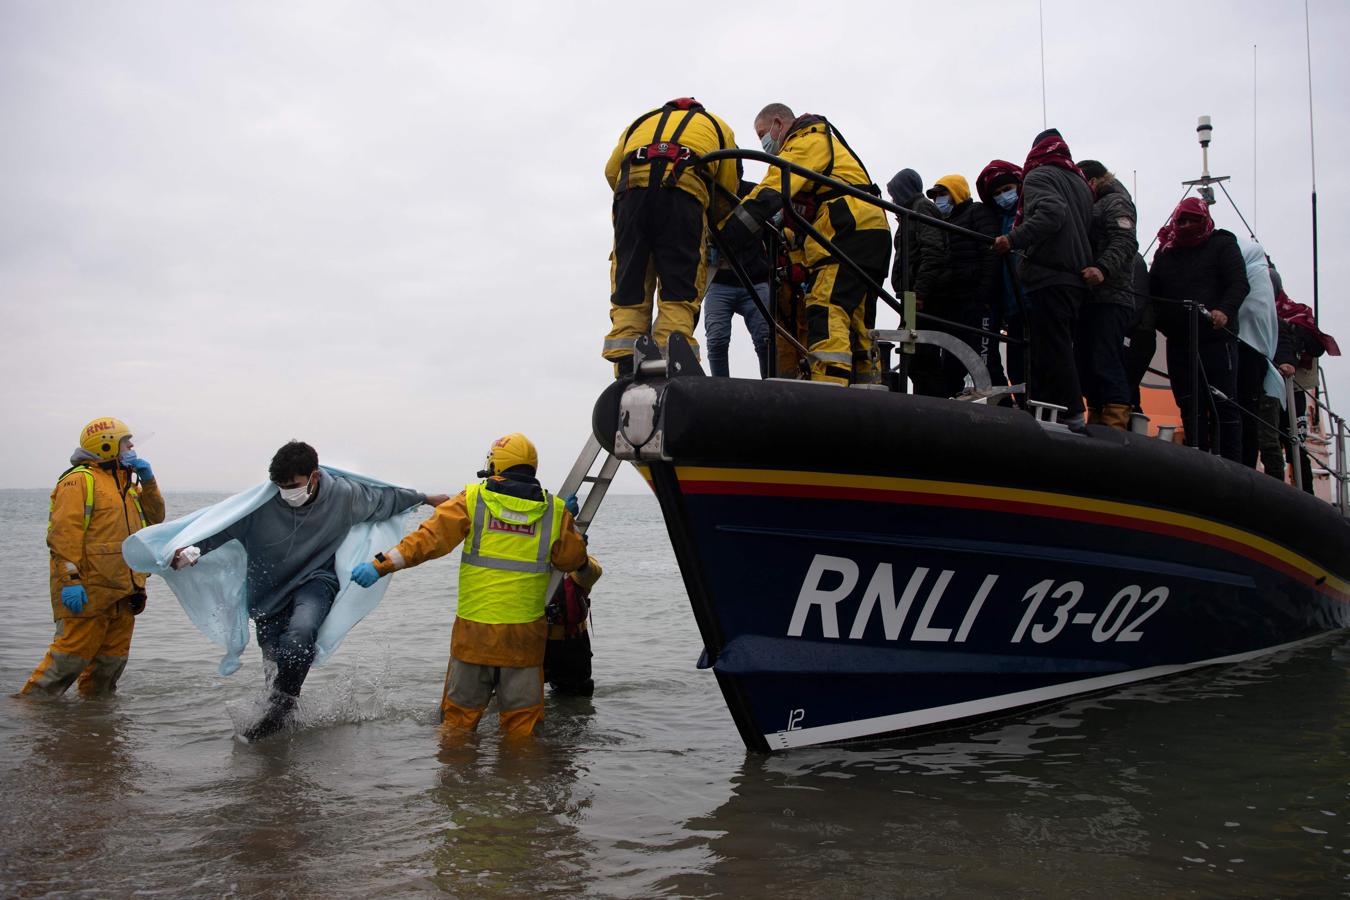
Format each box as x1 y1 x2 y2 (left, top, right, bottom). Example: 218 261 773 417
1075 161 1140 429
914 173 1006 397
1123 254 1155 410
977 160 1024 404
1149 197 1249 462
886 168 943 298
994 128 1095 429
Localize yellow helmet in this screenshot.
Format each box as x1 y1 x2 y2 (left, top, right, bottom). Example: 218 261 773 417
80 417 132 461
486 432 538 475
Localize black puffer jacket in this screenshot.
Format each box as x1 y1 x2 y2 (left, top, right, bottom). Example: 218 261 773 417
891 194 944 296
1149 229 1249 343
1086 180 1139 308
1008 165 1094 291
927 199 1002 312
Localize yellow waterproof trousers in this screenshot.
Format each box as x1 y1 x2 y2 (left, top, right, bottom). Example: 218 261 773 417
22 603 135 697
804 262 874 385
440 656 544 738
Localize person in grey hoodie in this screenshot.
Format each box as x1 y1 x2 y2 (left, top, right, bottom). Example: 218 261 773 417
994 128 1094 429
171 440 448 741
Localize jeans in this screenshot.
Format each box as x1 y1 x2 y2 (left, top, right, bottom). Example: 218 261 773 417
702 281 770 378
254 578 337 698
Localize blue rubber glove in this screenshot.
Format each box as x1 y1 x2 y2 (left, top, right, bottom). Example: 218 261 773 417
128 458 154 481
61 585 88 614
351 562 381 588
564 494 580 518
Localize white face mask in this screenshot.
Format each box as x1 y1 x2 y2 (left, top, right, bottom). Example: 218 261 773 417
760 130 781 155
278 480 313 507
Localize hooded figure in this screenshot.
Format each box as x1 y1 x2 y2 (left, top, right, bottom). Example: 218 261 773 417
887 168 943 300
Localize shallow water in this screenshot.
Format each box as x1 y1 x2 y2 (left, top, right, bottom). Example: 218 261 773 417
1 489 1347 897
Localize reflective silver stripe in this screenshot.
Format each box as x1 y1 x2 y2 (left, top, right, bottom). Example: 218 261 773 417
388 549 406 570
603 338 637 351
813 350 853 364
460 554 550 574
459 489 554 575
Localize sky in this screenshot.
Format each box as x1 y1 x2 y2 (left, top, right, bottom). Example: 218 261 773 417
2 0 1346 494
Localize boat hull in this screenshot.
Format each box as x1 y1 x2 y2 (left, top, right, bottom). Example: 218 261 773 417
594 377 1350 752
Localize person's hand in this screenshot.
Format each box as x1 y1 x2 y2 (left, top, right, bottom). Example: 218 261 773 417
127 457 154 481
993 235 1011 255
171 547 201 570
1081 266 1104 286
1209 310 1229 329
61 585 88 614
351 562 381 588
424 494 451 507
564 494 580 518
1279 363 1296 377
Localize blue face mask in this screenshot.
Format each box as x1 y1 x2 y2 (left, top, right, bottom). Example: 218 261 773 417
933 195 954 216
760 131 780 155
119 448 137 466
995 188 1018 211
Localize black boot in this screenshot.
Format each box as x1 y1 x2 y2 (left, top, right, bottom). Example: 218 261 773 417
241 691 297 743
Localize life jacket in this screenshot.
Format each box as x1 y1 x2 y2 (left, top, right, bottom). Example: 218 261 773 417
457 481 565 625
617 97 727 192
546 575 591 637
49 464 146 533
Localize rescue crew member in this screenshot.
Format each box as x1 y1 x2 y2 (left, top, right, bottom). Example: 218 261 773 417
603 98 740 377
351 433 587 738
170 441 445 742
719 103 892 385
22 417 165 697
544 534 603 696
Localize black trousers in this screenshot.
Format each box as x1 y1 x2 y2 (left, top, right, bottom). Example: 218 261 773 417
544 632 594 696
1074 303 1134 409
1167 335 1241 462
1124 324 1157 411
1027 284 1088 417
1235 342 1270 469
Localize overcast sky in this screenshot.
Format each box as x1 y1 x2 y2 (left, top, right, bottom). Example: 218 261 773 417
2 1 1346 494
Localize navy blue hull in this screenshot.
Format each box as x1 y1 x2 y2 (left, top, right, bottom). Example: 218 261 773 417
595 377 1350 752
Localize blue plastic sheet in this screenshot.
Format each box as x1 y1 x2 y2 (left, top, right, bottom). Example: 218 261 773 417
122 466 416 676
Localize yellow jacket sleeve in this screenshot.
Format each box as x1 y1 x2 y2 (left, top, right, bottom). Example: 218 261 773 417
47 472 88 582
137 479 166 527
605 130 627 191
569 554 603 591
549 511 587 573
374 491 470 575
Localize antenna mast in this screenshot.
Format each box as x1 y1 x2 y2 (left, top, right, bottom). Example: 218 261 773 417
1305 0 1320 322
1038 0 1047 129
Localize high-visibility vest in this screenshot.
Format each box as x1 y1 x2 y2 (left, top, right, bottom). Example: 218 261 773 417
48 465 146 532
457 482 564 625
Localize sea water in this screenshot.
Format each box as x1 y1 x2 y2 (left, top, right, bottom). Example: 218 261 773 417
0 490 1346 897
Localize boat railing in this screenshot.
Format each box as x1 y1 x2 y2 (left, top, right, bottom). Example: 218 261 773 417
692 148 1350 516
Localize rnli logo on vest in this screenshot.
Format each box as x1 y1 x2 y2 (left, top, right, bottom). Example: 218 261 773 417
487 517 537 536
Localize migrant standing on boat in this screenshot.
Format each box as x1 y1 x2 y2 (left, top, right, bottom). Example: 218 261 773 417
975 160 1024 402
603 98 739 378
993 128 1094 430
170 441 444 742
1149 198 1249 461
22 418 165 697
702 179 772 378
1076 159 1140 430
1232 239 1282 469
917 173 1006 396
719 103 891 385
351 433 587 738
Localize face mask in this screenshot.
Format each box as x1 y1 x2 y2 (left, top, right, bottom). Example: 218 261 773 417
933 196 953 216
119 449 138 466
279 480 313 507
995 188 1018 210
760 131 780 155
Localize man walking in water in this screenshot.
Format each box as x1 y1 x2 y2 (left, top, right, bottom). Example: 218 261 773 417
172 440 447 741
